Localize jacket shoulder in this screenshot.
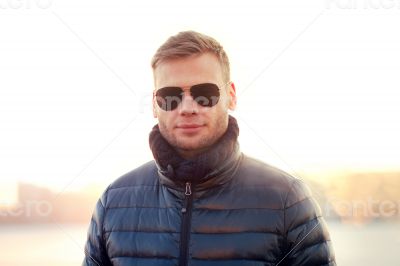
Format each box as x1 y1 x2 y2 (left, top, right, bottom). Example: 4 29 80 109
237 155 297 189
108 160 158 189
237 155 314 205
99 160 159 209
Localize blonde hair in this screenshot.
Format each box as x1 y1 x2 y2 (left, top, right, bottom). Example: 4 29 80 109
151 31 230 83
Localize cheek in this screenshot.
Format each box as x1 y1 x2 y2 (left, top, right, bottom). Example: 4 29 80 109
218 91 231 108
157 111 176 128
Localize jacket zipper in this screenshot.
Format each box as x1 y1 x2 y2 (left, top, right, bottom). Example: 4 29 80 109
179 182 193 266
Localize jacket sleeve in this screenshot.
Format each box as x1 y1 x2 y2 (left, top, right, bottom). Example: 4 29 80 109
280 179 336 266
82 191 112 266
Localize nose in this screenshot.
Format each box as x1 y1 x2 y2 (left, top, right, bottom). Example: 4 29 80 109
178 91 198 115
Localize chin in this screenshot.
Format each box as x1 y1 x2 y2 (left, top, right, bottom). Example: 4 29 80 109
175 136 210 151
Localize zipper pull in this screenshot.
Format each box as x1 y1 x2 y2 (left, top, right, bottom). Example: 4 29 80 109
182 182 192 213
184 182 192 196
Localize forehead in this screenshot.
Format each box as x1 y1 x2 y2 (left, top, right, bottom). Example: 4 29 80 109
154 53 224 89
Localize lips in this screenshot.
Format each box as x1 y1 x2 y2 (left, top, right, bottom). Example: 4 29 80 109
177 124 203 129
176 123 204 134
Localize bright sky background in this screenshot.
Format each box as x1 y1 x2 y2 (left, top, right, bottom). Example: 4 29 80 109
1 0 399 203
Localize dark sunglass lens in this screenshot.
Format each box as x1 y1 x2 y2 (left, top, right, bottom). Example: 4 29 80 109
191 83 220 107
156 87 183 111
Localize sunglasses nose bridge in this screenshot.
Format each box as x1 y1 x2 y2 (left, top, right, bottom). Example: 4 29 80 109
178 89 198 113
181 88 192 98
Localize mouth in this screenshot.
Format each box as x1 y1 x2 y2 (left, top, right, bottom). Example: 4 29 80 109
176 124 204 134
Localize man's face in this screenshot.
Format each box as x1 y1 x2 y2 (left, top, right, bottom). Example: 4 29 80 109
153 52 236 158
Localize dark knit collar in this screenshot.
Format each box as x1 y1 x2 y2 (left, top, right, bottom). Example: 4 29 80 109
149 115 240 185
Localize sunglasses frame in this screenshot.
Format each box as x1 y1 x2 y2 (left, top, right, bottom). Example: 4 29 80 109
155 82 223 111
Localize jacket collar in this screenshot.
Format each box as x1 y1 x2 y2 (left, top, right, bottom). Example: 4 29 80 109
149 115 242 193
156 143 242 193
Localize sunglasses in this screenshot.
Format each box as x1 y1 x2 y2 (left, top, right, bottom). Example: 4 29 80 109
155 82 221 111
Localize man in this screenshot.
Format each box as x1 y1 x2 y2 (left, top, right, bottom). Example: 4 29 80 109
83 31 336 266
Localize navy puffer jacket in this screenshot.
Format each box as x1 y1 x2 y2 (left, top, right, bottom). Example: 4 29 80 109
83 152 335 266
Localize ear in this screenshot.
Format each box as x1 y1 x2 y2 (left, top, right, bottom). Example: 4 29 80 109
152 91 158 118
228 82 237 110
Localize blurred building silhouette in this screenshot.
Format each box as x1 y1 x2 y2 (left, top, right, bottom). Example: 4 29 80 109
0 183 97 224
